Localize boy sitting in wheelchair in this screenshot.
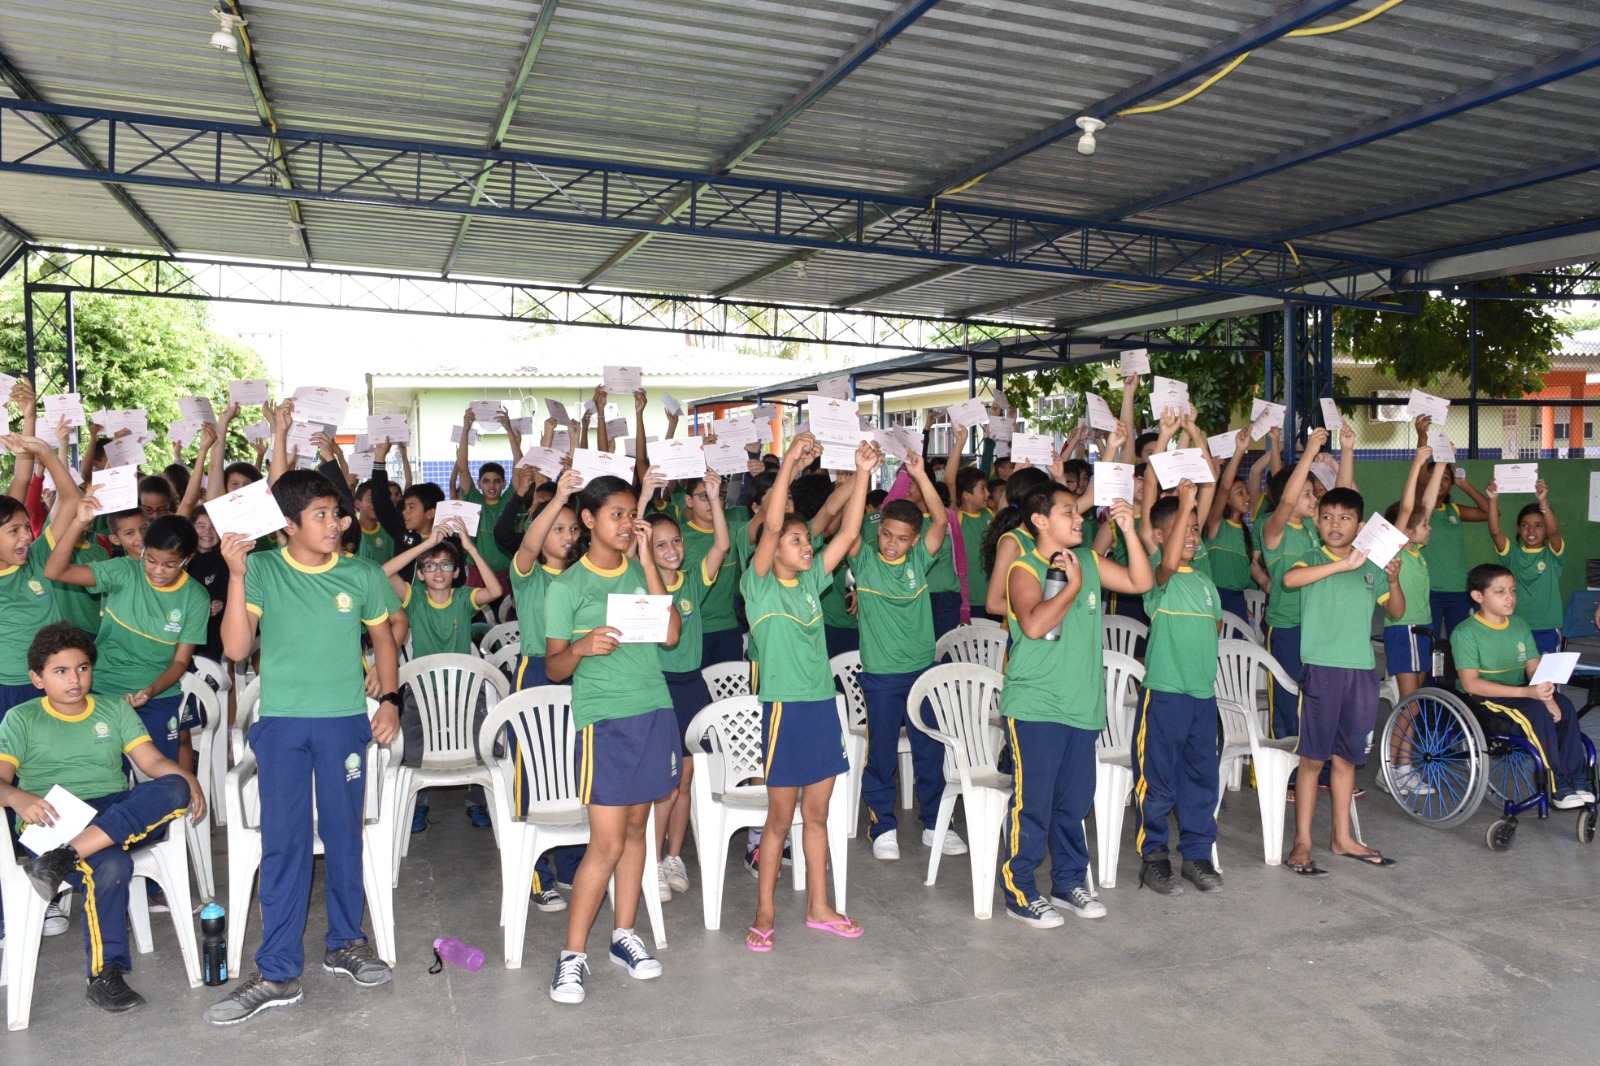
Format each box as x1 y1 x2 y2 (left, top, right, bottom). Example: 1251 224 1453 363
1452 564 1594 810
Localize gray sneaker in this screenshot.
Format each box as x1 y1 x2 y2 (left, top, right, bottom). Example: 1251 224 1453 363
1138 855 1184 895
1181 858 1225 893
323 940 392 987
203 972 304 1026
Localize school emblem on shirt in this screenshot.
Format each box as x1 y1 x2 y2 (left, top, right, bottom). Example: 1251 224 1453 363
677 597 694 617
27 579 44 597
344 752 362 781
805 594 817 612
1449 515 1459 525
1087 591 1097 612
335 592 354 614
1516 641 1527 660
1536 560 1546 573
165 608 184 633
93 721 110 740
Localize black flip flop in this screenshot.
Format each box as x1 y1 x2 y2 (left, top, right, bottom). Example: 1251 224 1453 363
1338 850 1396 867
1286 860 1329 877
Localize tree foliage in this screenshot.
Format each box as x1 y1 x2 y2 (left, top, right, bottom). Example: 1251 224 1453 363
0 256 268 475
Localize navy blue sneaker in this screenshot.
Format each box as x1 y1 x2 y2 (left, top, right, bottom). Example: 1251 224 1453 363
411 803 429 834
467 805 492 828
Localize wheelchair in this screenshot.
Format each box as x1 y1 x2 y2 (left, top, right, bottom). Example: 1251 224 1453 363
1375 634 1598 851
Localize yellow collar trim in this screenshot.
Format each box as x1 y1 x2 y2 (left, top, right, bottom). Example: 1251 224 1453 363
43 695 94 722
280 546 338 574
580 555 628 578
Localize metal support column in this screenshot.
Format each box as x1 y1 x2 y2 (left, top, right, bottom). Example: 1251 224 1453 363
1282 301 1298 463
64 291 76 394
967 355 978 456
1468 299 1479 458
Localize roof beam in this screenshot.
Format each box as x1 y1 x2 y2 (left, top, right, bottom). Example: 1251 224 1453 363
441 0 561 276
0 210 34 243
579 0 941 288
0 51 175 254
222 1 312 266
739 0 1366 305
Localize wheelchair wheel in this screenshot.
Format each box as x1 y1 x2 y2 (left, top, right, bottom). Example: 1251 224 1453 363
1487 741 1538 804
1379 687 1487 829
1579 809 1597 845
1486 817 1517 851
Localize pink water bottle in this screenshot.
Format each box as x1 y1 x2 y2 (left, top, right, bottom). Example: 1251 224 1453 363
433 937 485 972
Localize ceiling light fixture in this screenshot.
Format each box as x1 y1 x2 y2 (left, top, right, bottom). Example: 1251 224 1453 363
210 9 246 52
796 260 809 279
1076 116 1105 156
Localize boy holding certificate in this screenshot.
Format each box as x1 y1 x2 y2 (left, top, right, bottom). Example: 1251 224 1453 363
1485 476 1565 655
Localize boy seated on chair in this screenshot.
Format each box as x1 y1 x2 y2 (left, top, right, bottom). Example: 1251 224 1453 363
0 622 204 1014
1452 563 1593 810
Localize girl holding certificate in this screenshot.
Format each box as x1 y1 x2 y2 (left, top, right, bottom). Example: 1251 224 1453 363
544 475 680 1005
740 433 878 952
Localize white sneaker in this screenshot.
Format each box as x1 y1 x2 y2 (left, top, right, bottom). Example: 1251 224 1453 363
661 854 690 895
549 951 588 1004
1574 788 1597 804
1006 896 1064 929
922 828 968 855
871 832 900 861
1050 886 1107 919
609 929 662 980
43 902 68 937
1380 763 1433 797
655 863 672 902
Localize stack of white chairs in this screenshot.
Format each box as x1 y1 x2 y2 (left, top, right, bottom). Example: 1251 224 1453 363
935 623 1010 672
1092 651 1143 888
830 650 914 831
1102 615 1147 659
700 660 752 703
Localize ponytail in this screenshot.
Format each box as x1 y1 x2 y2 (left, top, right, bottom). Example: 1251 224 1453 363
981 465 1050 574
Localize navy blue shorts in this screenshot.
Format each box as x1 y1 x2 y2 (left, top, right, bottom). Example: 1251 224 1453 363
701 627 744 667
762 699 849 788
1296 665 1379 766
665 670 713 755
575 708 680 807
514 654 549 691
134 693 200 762
1382 625 1432 676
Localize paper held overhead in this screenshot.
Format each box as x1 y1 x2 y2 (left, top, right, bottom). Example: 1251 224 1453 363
1350 512 1409 570
602 365 643 393
1093 462 1135 508
434 499 482 537
1146 448 1214 490
1491 463 1538 494
1119 348 1150 375
205 478 288 541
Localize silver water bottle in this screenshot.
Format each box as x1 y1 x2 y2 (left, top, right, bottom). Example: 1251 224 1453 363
1042 559 1070 641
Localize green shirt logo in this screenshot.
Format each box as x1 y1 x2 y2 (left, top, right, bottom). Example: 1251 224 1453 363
27 580 43 596
335 592 353 614
1086 591 1097 612
93 721 110 740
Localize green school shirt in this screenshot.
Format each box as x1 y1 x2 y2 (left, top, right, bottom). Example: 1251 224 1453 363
1293 547 1390 670
1420 501 1468 593
1386 547 1431 628
959 509 993 608
925 515 959 594
44 524 107 634
1451 612 1536 691
464 487 513 574
510 554 559 658
1143 565 1222 698
0 539 61 684
658 559 716 674
741 562 833 703
244 548 396 717
1204 519 1252 593
401 584 479 658
355 521 396 565
852 539 935 675
544 556 671 727
999 546 1106 730
1262 520 1320 629
1500 539 1564 632
817 532 857 631
684 515 745 635
0 696 151 814
86 556 209 699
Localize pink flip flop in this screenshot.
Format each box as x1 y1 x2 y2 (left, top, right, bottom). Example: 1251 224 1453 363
804 916 863 939
746 927 774 953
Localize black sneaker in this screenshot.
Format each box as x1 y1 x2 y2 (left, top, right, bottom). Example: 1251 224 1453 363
203 972 303 1026
323 940 392 987
1181 858 1224 893
85 965 145 1013
1138 855 1184 895
23 844 79 902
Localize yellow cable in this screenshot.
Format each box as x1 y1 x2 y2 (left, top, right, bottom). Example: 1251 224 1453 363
1116 0 1409 118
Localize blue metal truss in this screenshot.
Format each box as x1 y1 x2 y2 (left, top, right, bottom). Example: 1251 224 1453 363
0 98 1409 311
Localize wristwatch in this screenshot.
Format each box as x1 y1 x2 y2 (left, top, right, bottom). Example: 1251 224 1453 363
378 692 402 708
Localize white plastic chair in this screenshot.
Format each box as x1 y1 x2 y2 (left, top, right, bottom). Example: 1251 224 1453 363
935 623 1010 672
479 620 520 659
1 788 202 1030
479 687 666 967
1220 610 1261 645
700 659 752 703
174 673 221 902
830 650 914 830
1214 639 1361 864
1243 589 1267 635
1102 615 1148 659
225 694 402 973
967 616 1002 628
1093 651 1143 888
190 656 232 826
484 642 521 687
904 663 1010 919
683 695 856 930
391 653 509 878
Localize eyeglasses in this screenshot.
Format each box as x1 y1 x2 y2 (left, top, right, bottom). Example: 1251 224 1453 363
419 562 457 573
141 552 184 572
686 492 710 501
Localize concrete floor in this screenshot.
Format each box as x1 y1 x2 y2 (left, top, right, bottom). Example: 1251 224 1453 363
6 761 1600 1065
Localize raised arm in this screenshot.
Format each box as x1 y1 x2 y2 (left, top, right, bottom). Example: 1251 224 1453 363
1115 373 1139 464
699 471 731 576
515 468 581 575
498 409 524 467
268 398 294 486
1484 478 1507 553
1393 444 1432 534
821 441 879 575
368 440 407 546
208 402 239 501
6 378 38 502
1155 480 1197 587
43 492 103 587
904 452 947 556
1206 429 1249 538
1453 467 1490 521
177 422 218 518
752 433 818 579
451 407 474 500
1336 421 1357 489
1264 427 1328 547
1536 479 1562 551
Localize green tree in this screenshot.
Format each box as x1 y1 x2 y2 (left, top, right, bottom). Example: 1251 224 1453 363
0 256 268 477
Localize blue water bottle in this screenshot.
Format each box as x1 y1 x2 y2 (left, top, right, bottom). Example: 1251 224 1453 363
201 902 228 986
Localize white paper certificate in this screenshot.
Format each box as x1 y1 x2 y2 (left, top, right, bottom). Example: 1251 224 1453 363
988 418 1014 443
285 420 331 462
751 405 778 424
1094 462 1136 508
1010 432 1055 468
100 435 146 468
815 374 851 400
449 424 480 446
1119 348 1150 375
518 446 567 476
1351 511 1409 570
545 397 571 424
90 464 140 513
1404 389 1450 421
1319 398 1342 433
435 499 482 537
94 409 148 436
229 379 271 406
1085 392 1119 432
821 438 866 472
41 392 86 429
704 440 750 476
347 451 375 479
366 413 410 445
872 430 909 461
603 365 643 393
571 447 635 487
291 386 350 425
1426 428 1455 465
606 593 673 644
510 416 534 435
18 785 97 857
1249 399 1286 440
650 437 705 481
1309 458 1337 492
1207 431 1238 461
1147 448 1215 490
710 416 759 448
167 418 204 449
806 396 861 444
1493 463 1538 494
945 397 990 430
604 418 630 444
661 392 683 417
178 396 218 425
1530 652 1580 686
205 478 288 541
468 400 507 423
244 421 272 444
1150 376 1190 418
